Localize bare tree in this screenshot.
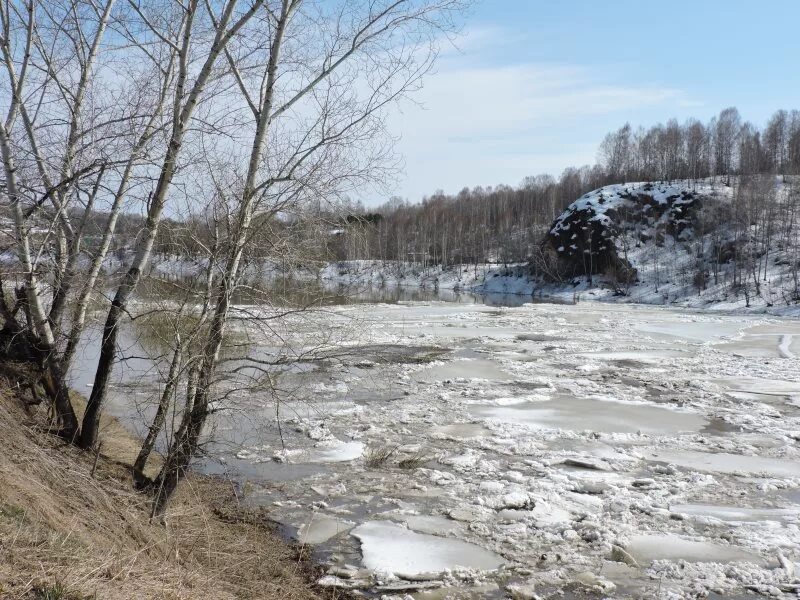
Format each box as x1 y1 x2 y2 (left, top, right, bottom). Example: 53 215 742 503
107 0 467 514
0 0 165 438
764 109 789 177
81 0 265 449
713 107 742 184
598 123 631 182
685 119 709 183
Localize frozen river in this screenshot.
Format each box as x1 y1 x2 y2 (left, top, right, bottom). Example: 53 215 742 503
72 298 800 598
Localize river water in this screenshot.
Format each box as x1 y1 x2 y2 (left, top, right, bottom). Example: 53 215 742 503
68 288 800 598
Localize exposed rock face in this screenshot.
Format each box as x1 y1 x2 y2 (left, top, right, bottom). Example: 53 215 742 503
539 182 701 282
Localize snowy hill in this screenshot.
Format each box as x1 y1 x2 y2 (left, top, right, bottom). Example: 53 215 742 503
541 182 705 284
475 177 800 314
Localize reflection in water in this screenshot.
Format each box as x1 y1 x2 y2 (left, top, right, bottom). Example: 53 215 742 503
140 273 569 308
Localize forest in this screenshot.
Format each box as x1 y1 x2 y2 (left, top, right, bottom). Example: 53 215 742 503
328 107 800 271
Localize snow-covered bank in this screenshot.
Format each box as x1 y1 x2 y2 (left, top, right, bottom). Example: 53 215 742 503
315 258 800 317
319 178 800 316
123 250 800 317
473 269 800 318
319 259 489 291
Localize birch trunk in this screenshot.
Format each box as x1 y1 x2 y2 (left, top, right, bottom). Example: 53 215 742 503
62 55 176 371
150 0 293 511
48 0 116 332
80 0 263 449
133 338 182 488
0 121 79 438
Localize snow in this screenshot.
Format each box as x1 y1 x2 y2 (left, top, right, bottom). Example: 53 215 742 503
550 182 697 237
317 260 491 293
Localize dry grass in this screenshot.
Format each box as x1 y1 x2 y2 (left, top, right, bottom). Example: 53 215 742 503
362 445 397 469
397 449 430 470
0 365 351 600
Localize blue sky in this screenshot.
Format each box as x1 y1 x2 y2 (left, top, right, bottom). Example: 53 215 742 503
379 0 800 204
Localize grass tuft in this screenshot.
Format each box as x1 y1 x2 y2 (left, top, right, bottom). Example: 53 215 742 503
0 502 28 523
398 449 429 470
363 445 397 468
31 581 92 600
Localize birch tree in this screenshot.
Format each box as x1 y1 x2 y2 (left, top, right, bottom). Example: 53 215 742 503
0 0 165 437
80 0 265 449
142 0 465 514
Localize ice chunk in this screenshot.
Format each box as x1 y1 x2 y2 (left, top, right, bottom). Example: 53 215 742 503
670 504 800 523
309 439 364 463
351 520 504 576
471 394 706 434
644 449 800 477
403 514 464 536
625 534 763 565
297 516 355 544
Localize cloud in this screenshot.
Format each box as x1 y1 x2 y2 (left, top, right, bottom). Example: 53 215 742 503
435 24 525 57
369 26 696 203
399 62 685 136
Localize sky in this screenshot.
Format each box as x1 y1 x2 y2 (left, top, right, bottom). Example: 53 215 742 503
376 0 800 205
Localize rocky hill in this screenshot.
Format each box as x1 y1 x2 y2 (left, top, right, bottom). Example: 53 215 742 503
470 177 800 314
540 182 703 284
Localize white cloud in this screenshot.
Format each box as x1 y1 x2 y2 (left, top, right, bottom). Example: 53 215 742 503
369 27 696 203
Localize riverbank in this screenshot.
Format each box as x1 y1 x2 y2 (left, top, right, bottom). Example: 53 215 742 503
139 254 800 316
316 260 800 317
0 363 349 600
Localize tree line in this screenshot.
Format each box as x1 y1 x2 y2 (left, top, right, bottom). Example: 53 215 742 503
329 107 800 270
598 108 800 184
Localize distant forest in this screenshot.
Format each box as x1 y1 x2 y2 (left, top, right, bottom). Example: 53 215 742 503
329 108 800 265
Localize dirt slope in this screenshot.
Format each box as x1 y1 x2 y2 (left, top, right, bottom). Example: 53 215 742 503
0 364 328 600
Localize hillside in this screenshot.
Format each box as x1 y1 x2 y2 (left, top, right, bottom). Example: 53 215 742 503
0 364 339 600
470 177 800 314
